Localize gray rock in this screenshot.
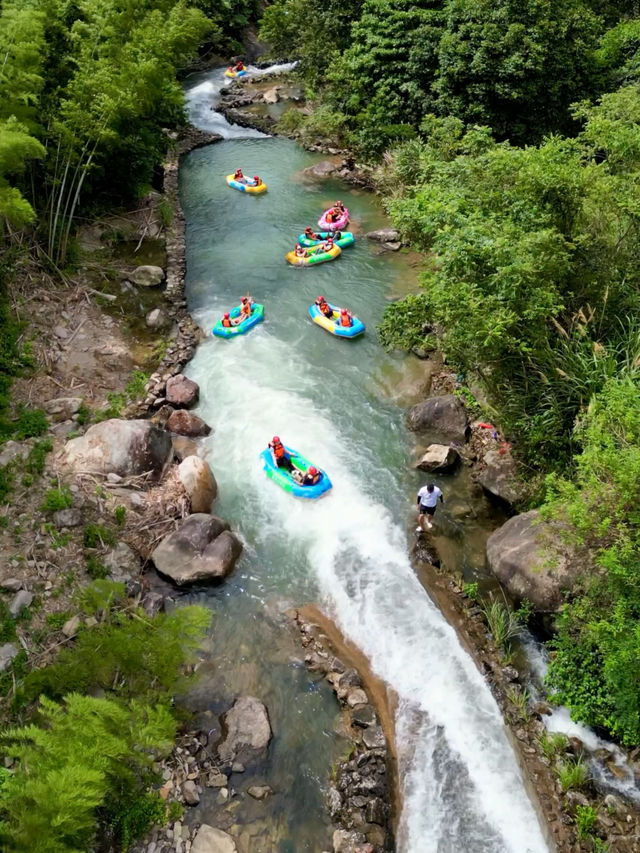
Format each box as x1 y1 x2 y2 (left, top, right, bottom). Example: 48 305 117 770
347 688 369 708
181 780 200 805
327 786 342 817
57 419 172 480
129 265 165 287
172 435 200 461
247 785 272 800
0 441 27 468
262 85 279 104
486 510 579 612
0 578 23 592
338 668 362 690
0 643 18 672
207 771 228 787
417 444 460 472
178 456 217 513
9 590 33 616
365 228 400 243
44 397 83 420
407 395 469 442
478 449 523 506
152 515 241 586
146 308 169 329
191 825 237 853
103 543 140 578
381 241 401 251
332 829 366 853
53 508 83 528
167 410 211 438
303 160 338 178
141 591 165 617
62 615 81 638
362 726 385 749
217 696 272 764
366 797 387 826
165 375 199 408
352 704 377 728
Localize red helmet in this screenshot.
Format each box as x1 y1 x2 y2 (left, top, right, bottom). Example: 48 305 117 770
253 175 259 181
241 296 247 303
309 466 318 475
318 295 325 301
272 435 280 444
341 308 347 314
224 312 230 318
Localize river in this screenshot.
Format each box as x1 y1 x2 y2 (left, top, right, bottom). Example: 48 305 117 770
179 67 550 853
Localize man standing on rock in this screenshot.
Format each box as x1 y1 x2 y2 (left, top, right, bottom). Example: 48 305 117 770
416 483 443 532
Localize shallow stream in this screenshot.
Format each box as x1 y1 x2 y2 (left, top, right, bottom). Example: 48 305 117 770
179 67 550 853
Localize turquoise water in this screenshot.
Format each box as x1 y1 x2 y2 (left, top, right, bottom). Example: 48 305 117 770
180 69 550 853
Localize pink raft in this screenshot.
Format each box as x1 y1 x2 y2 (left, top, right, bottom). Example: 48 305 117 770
318 206 349 231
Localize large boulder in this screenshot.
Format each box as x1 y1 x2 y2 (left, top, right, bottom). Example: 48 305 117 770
57 419 172 480
178 455 217 512
151 513 241 585
262 85 280 104
218 696 272 764
486 510 579 612
365 228 400 243
303 160 338 178
128 265 164 287
165 374 199 408
407 395 469 442
167 409 211 437
478 450 523 506
192 825 237 853
416 444 460 472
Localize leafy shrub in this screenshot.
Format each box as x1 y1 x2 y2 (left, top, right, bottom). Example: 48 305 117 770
22 439 53 478
11 407 48 440
0 599 16 643
538 730 567 761
83 523 117 549
114 505 126 526
575 804 597 839
41 486 73 512
74 580 125 619
85 555 109 579
556 756 588 792
480 598 521 655
45 611 72 631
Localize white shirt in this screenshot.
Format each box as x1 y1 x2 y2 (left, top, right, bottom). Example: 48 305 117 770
418 485 442 508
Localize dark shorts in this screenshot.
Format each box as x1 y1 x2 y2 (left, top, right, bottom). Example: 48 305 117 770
419 504 436 516
276 456 294 471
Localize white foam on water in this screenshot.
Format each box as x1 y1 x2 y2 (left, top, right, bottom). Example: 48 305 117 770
187 328 549 853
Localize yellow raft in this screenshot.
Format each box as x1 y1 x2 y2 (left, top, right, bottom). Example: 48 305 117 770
226 174 267 194
286 244 341 267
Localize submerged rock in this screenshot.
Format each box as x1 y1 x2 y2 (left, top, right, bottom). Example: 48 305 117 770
178 455 217 512
303 160 338 178
365 228 400 243
486 510 579 612
407 394 469 442
218 696 272 764
165 374 199 408
417 443 460 472
151 513 241 585
129 265 165 287
57 419 172 480
247 784 273 800
191 825 237 853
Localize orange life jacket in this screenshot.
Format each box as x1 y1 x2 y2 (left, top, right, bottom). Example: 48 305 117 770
272 442 285 458
240 302 251 317
222 317 231 328
340 313 351 327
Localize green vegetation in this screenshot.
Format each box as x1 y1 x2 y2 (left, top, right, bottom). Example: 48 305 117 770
575 804 598 839
556 756 589 792
480 597 521 657
41 486 73 512
83 523 117 549
538 730 568 761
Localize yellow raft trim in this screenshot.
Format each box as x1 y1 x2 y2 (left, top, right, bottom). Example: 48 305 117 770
225 174 267 194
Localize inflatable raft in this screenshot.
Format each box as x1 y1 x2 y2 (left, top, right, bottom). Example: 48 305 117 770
212 303 264 339
260 447 332 499
224 68 247 79
299 231 355 249
309 302 365 338
318 207 349 231
286 244 341 267
226 174 267 194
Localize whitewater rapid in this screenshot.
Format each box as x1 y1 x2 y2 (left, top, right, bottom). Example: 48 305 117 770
181 67 550 853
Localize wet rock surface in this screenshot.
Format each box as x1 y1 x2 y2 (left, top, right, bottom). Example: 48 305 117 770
151 513 241 586
406 394 469 442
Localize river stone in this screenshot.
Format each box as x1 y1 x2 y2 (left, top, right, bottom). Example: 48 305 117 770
417 444 460 472
103 542 139 578
332 830 366 853
172 435 200 461
191 825 237 853
486 510 579 612
166 374 199 408
407 395 469 442
362 726 385 749
145 307 169 329
0 440 27 468
365 228 400 243
0 578 23 592
53 508 83 528
129 265 165 287
62 615 81 638
352 704 377 728
366 797 387 826
181 780 200 805
347 688 369 707
57 419 172 480
218 696 272 764
478 449 523 506
262 85 279 103
247 784 272 800
0 643 18 672
151 514 241 585
178 455 217 513
303 160 338 178
167 409 211 437
44 397 83 420
9 590 33 616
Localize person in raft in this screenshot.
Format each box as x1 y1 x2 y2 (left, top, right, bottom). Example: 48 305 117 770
416 483 444 532
339 308 353 327
305 227 319 240
269 436 295 472
318 237 334 253
251 175 262 186
235 60 245 71
221 311 242 328
293 465 321 486
234 168 245 183
334 200 345 214
239 295 252 320
315 295 333 319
